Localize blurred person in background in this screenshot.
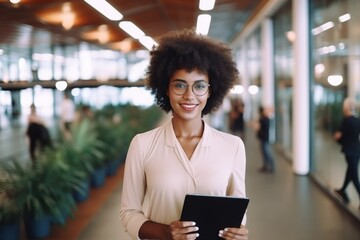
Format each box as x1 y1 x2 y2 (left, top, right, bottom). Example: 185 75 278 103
256 106 275 173
230 99 245 139
26 104 52 163
60 92 76 139
334 97 360 209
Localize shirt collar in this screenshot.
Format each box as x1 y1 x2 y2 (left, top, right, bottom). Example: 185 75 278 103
165 118 211 147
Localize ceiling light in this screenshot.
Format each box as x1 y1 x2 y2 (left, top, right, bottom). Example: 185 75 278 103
84 0 123 21
62 3 75 30
196 14 211 35
248 85 259 95
199 0 216 11
286 31 296 42
98 25 109 43
327 75 343 86
139 36 158 51
312 21 334 35
230 85 244 95
119 21 145 39
55 80 68 91
339 13 351 23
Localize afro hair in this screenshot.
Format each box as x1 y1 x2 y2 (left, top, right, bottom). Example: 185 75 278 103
146 28 239 115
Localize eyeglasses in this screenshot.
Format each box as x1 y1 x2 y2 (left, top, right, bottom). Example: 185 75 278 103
170 80 210 96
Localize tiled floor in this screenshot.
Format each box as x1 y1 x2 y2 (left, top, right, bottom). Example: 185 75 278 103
1 117 360 240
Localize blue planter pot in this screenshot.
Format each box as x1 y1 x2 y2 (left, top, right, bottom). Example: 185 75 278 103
51 211 67 226
106 160 118 177
73 179 90 203
90 167 106 188
0 220 21 240
24 215 51 239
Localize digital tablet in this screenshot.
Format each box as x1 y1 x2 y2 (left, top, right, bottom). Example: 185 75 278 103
180 194 249 240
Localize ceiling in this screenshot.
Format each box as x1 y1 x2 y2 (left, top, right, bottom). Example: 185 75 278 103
0 0 267 53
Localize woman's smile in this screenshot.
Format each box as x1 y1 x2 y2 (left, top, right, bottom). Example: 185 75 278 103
180 103 199 111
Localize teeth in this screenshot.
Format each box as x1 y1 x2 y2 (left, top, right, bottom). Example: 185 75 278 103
181 104 197 111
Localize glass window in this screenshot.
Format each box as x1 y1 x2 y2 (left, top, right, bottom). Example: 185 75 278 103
312 0 360 209
273 0 293 156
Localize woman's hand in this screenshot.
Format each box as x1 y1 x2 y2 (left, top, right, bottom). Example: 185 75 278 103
169 220 199 239
218 225 249 240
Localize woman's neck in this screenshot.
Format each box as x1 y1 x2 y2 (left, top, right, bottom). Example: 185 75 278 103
172 117 204 138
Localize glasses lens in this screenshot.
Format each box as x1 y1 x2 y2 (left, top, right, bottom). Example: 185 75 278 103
170 81 209 96
193 82 209 96
171 81 187 95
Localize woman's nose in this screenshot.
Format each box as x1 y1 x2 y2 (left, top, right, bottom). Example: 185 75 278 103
183 85 195 99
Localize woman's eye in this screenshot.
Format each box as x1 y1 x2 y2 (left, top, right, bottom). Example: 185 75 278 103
175 83 186 88
195 83 206 89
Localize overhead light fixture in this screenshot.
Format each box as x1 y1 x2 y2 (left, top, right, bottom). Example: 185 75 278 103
327 75 343 86
119 21 145 39
286 31 296 42
196 14 211 35
55 80 68 91
98 25 109 43
199 0 216 11
84 0 123 21
62 3 75 30
139 36 158 51
339 13 351 23
312 21 334 35
10 0 21 4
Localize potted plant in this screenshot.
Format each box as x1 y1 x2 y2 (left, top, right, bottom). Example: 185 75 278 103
0 160 53 238
61 119 106 194
37 148 85 225
92 111 123 177
0 174 22 240
0 206 21 240
0 153 84 238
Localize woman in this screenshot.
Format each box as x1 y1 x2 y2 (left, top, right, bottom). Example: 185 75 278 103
120 29 248 240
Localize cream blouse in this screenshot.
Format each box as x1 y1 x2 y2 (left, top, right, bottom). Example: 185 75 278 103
120 119 247 239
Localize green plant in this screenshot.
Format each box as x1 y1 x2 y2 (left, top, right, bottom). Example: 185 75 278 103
62 119 105 174
93 116 121 163
0 195 21 224
0 155 83 222
111 104 163 155
0 161 23 223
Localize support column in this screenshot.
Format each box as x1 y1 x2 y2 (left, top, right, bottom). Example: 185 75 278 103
292 0 310 175
347 0 360 100
238 43 251 122
261 18 275 142
261 18 275 109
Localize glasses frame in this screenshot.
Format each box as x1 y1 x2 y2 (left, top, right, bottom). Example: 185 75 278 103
170 80 210 97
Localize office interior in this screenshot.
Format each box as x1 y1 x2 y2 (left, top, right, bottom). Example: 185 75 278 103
0 0 360 239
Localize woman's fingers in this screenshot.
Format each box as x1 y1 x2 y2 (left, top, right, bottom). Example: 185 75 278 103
170 221 199 239
219 226 249 240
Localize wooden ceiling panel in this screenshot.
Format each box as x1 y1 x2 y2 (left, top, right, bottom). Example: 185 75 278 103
35 1 106 27
0 0 263 53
